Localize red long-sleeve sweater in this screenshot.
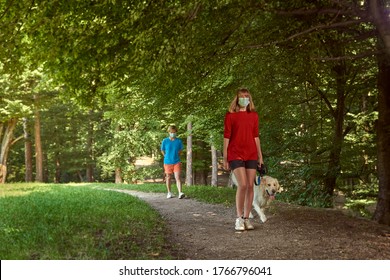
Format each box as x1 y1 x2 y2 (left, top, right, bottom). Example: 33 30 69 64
224 111 259 162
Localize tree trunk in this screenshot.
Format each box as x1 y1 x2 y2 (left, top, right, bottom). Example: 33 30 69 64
0 119 18 183
86 110 94 182
370 0 390 225
43 152 49 182
369 0 390 57
373 51 390 225
186 121 193 186
77 170 83 182
211 144 218 186
55 154 61 183
23 117 33 182
323 60 347 202
34 95 43 182
360 93 372 184
193 169 208 185
115 167 123 184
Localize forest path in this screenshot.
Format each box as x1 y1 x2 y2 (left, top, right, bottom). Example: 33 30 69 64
114 189 390 260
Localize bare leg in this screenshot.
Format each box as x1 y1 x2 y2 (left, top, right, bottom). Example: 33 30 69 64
174 171 182 193
233 167 249 218
244 168 256 218
165 173 172 193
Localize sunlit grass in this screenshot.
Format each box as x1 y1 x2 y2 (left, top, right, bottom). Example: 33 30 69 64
344 198 377 218
0 183 175 260
0 183 53 197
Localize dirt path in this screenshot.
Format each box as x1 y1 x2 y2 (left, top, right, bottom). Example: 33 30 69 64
115 190 390 260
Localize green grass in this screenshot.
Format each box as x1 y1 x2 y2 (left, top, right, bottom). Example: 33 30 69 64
0 182 236 260
0 183 176 260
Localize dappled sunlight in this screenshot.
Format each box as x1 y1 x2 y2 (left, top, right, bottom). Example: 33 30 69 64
1 226 22 235
65 183 96 187
0 183 53 197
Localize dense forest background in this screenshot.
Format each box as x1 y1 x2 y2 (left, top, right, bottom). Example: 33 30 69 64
1 0 390 225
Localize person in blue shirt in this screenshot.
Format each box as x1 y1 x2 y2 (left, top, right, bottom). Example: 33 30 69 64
161 125 185 199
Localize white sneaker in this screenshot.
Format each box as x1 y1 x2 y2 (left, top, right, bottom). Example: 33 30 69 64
235 217 245 231
178 192 185 199
244 218 254 230
167 192 174 199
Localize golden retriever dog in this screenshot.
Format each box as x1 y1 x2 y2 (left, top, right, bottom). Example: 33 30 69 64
231 174 282 223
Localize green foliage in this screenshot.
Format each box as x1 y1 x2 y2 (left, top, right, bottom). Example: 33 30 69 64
132 165 164 183
282 179 332 208
97 96 164 182
0 99 31 121
339 180 378 218
0 66 37 121
0 184 174 259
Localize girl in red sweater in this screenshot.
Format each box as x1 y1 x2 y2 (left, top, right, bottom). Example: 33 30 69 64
223 88 264 231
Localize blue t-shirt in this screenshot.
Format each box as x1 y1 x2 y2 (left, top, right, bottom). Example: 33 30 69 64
161 137 183 164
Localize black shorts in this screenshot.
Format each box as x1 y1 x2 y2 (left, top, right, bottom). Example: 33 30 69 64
229 160 258 170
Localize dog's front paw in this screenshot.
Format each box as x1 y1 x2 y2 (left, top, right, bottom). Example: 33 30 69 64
249 212 254 219
260 214 267 223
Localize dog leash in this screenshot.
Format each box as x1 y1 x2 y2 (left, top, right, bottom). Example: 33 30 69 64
255 164 268 186
254 176 261 186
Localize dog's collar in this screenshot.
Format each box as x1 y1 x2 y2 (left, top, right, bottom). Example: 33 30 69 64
254 176 261 186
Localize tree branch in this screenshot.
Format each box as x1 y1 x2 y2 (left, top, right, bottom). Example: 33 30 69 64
290 94 318 106
243 19 365 49
316 88 336 118
0 0 14 21
343 124 354 138
186 3 202 22
11 135 24 146
276 8 358 17
274 1 368 19
311 50 380 61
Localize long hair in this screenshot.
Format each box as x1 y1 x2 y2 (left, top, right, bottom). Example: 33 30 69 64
228 88 256 113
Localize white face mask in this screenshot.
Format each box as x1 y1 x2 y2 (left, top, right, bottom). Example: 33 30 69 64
238 97 250 107
169 132 177 138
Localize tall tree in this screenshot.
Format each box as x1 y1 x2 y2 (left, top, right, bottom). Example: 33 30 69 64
186 121 193 186
23 117 33 182
369 0 390 226
0 69 32 183
86 110 96 182
33 94 43 182
0 118 18 183
211 143 218 187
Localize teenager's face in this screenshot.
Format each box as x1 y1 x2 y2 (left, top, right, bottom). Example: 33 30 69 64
237 91 251 108
169 129 177 138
